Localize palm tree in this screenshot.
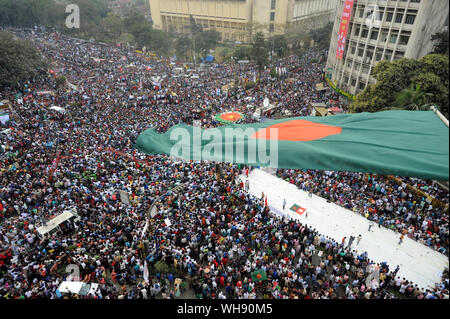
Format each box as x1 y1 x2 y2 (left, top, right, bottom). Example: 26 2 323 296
394 83 434 110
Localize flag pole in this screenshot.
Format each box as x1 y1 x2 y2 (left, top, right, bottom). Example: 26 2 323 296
430 105 449 128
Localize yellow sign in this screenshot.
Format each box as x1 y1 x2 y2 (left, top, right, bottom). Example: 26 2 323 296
325 74 355 100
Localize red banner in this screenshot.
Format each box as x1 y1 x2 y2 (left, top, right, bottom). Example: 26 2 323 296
336 0 355 60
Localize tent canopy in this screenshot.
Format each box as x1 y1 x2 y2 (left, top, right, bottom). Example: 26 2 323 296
49 106 66 113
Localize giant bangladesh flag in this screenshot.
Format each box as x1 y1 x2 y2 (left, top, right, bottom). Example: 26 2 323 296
134 111 449 180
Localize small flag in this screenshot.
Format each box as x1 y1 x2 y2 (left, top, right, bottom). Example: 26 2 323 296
251 269 267 282
290 204 306 215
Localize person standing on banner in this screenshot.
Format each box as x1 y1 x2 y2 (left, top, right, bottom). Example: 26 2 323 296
348 235 355 248
378 215 385 228
283 199 287 210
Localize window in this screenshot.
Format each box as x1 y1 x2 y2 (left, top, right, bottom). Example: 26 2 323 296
390 34 398 44
351 45 356 54
385 49 393 60
380 32 388 42
351 78 357 87
370 30 379 40
354 26 361 36
386 12 393 22
399 35 409 45
362 65 370 74
354 62 361 71
395 14 403 23
269 23 274 32
270 12 275 22
405 15 416 24
361 29 369 38
359 81 366 90
271 0 276 10
394 51 405 59
359 9 365 18
358 48 364 57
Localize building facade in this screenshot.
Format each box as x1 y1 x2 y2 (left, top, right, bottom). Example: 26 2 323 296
149 0 336 42
326 0 449 97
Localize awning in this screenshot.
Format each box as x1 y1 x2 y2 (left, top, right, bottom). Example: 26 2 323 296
49 106 66 113
311 102 327 108
315 83 327 91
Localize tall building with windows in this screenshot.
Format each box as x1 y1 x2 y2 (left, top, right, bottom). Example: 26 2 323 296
149 0 336 42
326 0 449 97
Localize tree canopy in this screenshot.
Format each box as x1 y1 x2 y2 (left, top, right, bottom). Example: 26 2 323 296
310 22 333 50
351 54 449 117
250 32 268 71
0 31 48 89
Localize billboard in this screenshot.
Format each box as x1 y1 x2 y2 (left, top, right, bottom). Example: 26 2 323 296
336 0 355 60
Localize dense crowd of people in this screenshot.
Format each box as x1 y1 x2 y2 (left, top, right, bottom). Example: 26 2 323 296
0 28 448 299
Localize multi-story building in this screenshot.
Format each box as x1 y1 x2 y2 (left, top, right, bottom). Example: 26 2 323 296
149 0 336 42
326 0 449 97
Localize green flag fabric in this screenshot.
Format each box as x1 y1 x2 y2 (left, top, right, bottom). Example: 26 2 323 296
135 111 449 180
251 269 268 282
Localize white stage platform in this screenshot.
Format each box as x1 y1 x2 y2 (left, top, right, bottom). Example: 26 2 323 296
239 168 448 290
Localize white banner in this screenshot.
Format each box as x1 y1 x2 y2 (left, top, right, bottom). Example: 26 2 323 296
119 190 130 205
143 260 149 284
141 220 149 239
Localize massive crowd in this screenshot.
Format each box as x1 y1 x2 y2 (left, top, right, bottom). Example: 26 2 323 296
0 28 448 299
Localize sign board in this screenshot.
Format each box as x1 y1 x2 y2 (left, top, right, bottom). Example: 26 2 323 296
336 0 355 60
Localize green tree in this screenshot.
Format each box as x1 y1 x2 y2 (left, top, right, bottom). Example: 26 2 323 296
189 15 202 34
55 75 67 88
0 31 48 88
270 68 278 78
154 261 169 274
0 0 37 27
65 0 109 38
176 36 192 60
234 46 251 60
31 0 66 29
310 22 333 49
431 30 449 55
351 54 449 117
195 30 221 57
394 84 434 110
99 13 124 42
150 29 171 55
250 32 268 72
270 34 288 58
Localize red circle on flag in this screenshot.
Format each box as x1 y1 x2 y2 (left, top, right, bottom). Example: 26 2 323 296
251 120 342 141
220 112 242 122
